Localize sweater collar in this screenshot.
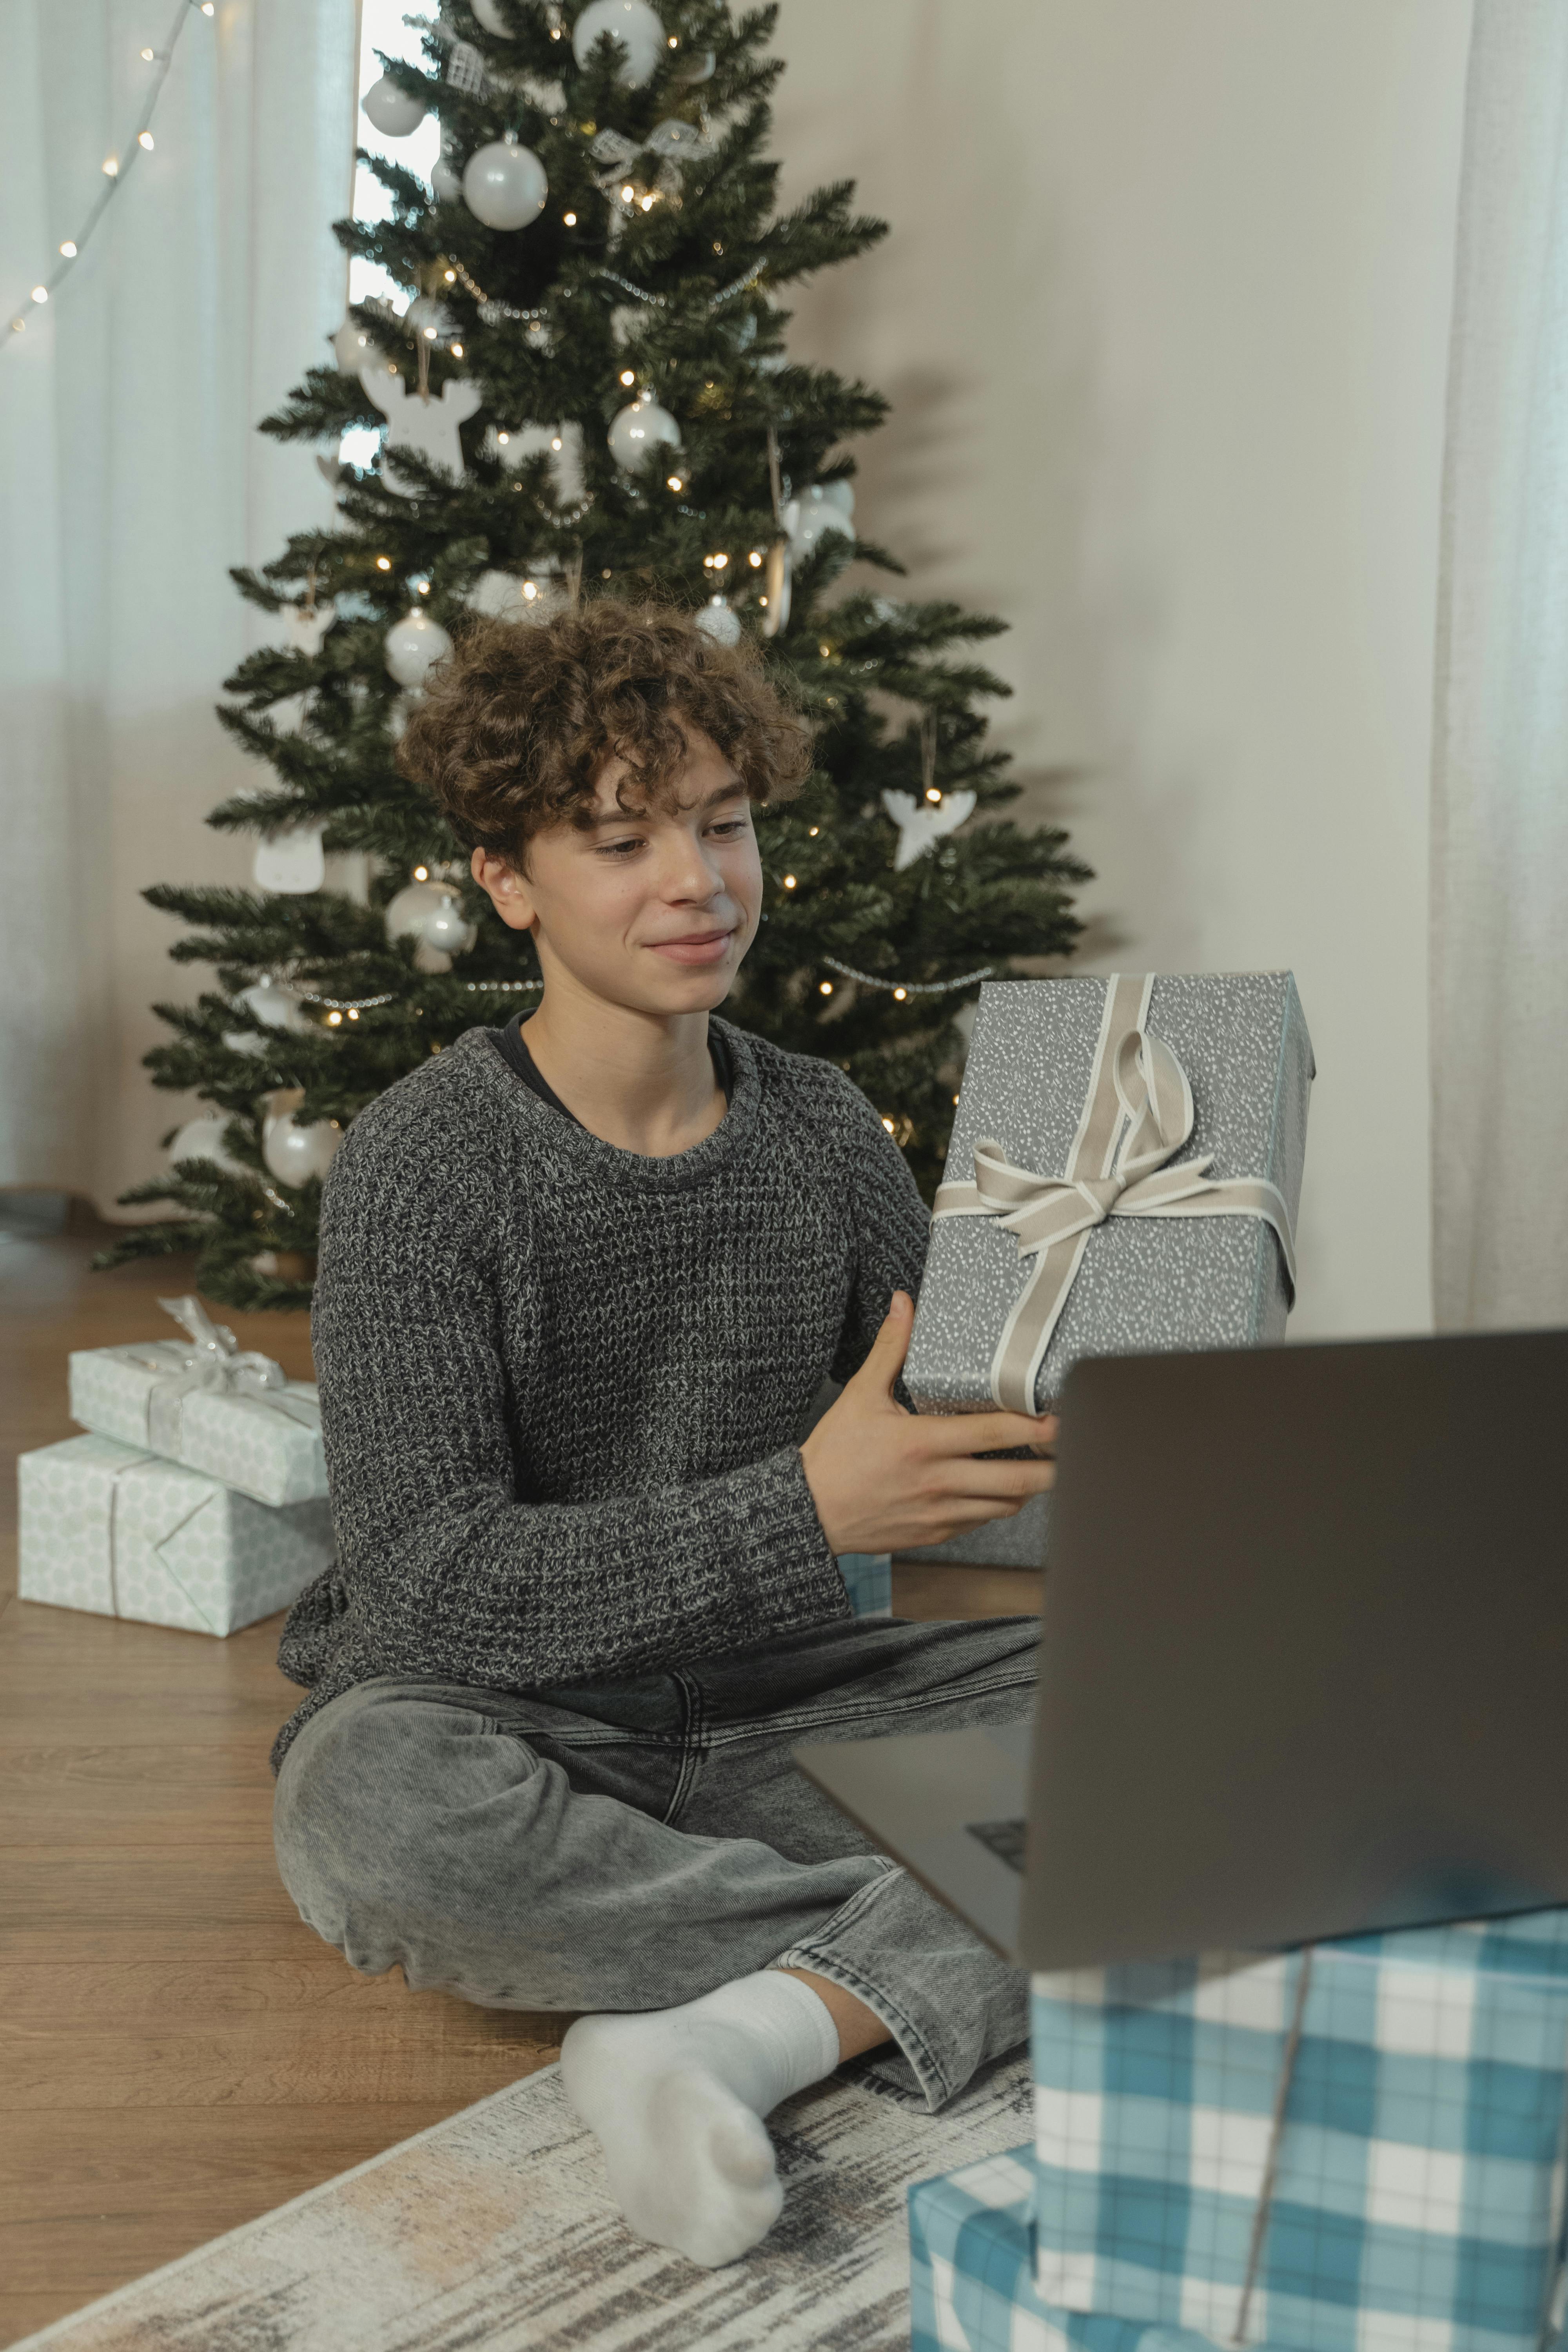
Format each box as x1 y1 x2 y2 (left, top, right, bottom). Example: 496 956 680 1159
454 1013 762 1189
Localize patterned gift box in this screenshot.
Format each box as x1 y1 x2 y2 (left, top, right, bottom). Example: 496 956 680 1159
911 2146 1147 2352
905 973 1313 1418
18 1432 334 1636
839 1551 893 1619
1032 1916 1568 2352
69 1296 325 1508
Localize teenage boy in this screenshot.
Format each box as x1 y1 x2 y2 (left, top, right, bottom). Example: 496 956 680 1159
272 603 1055 2268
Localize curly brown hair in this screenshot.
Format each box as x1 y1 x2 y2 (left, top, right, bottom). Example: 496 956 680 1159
396 599 813 862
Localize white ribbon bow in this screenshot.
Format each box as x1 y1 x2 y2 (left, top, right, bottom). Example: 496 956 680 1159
116 1296 319 1456
933 974 1298 1412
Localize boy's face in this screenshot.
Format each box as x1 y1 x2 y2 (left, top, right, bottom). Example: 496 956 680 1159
471 725 764 1018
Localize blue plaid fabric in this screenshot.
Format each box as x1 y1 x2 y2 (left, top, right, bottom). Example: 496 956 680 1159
1031 1913 1568 2352
910 2147 1152 2352
838 1550 892 1618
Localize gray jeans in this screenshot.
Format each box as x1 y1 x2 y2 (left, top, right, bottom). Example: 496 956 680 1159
273 1613 1038 2110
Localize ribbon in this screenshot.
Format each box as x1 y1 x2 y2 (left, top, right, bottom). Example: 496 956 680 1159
933 973 1299 1413
113 1296 319 1457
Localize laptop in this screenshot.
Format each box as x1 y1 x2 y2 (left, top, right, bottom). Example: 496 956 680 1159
795 1328 1568 1970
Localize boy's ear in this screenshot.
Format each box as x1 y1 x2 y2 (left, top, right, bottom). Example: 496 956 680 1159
471 844 537 934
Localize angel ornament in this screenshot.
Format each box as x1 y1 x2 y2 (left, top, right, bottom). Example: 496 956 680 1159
360 362 482 485
881 716 976 871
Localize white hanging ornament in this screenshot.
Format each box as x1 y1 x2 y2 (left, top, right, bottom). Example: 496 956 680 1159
281 600 335 661
362 73 428 138
385 880 477 973
468 568 530 622
470 0 514 31
360 363 481 481
608 396 681 473
463 134 548 230
404 294 458 346
384 606 454 690
695 596 740 647
762 539 791 638
331 318 373 374
222 979 310 1055
491 419 586 505
252 826 327 894
784 484 855 561
880 787 978 872
572 0 665 86
169 1116 245 1176
261 1090 342 1187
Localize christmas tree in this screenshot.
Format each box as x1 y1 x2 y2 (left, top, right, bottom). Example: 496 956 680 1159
99 0 1087 1311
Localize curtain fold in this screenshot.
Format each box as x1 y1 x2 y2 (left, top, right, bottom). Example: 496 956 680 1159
1431 0 1568 1328
0 0 358 1210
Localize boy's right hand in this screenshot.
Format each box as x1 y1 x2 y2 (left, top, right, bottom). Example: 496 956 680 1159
799 1290 1058 1557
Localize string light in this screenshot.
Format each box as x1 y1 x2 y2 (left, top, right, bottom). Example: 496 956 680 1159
808 826 820 836
819 980 833 995
749 550 763 566
782 873 797 889
667 474 683 492
893 987 907 1001
348 1008 359 1021
450 341 463 358
563 210 577 225
5 0 209 358
925 787 942 804
443 268 456 282
822 956 996 997
619 368 635 385
326 1010 343 1026
413 866 429 880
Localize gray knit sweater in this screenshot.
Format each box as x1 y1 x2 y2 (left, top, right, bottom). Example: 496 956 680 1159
271 1016 930 1769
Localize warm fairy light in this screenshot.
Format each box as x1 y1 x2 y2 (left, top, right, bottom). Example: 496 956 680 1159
443 268 456 282
376 556 392 570
748 550 763 566
450 341 464 357
102 156 119 176
496 430 510 445
422 324 437 340
893 987 907 1002
925 788 942 804
621 184 634 201
201 4 214 15
413 865 429 880
712 552 729 568
139 131 155 150
327 1010 343 1026
619 368 635 385
782 874 797 889
416 580 431 595
523 580 539 600
881 1116 896 1134
819 980 833 995
808 826 819 837
953 1093 960 1106
30 286 47 304
550 434 563 450
564 209 578 225
58 241 77 257
666 474 683 491
348 1008 360 1021
640 194 655 211
818 641 831 657
141 45 155 58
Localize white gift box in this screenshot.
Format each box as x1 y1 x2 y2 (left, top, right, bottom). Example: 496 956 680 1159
18 1433 334 1636
69 1338 326 1508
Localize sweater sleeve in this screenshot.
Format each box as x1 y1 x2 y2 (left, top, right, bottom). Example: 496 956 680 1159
305 1089 849 1697
825 1070 933 1394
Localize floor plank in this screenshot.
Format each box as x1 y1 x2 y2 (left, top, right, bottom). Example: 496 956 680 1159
0 1228 1038 2346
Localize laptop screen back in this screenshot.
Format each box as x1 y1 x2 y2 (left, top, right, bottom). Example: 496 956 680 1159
1021 1328 1568 1970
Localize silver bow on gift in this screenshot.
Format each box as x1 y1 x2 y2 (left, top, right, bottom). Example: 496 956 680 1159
118 1296 320 1456
933 973 1299 1413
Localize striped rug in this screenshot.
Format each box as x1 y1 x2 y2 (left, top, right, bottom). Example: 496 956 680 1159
18 2051 1032 2350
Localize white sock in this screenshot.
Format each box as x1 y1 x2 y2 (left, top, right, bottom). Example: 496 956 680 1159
560 1970 842 2267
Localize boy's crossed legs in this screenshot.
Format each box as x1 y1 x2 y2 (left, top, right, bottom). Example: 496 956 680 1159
273 1613 1037 2265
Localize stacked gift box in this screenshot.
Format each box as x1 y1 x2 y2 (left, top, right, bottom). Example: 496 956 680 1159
18 1296 332 1637
912 1916 1568 2352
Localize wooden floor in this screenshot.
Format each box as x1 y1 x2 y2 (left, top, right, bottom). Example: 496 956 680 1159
0 1225 1039 2347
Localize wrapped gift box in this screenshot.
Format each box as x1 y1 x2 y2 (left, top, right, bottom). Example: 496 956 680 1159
1032 1913 1568 2352
906 973 1313 1418
18 1433 334 1636
911 2147 1145 2352
69 1314 325 1510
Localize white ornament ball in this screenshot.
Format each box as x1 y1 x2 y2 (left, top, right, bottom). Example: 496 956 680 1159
572 0 666 86
384 606 454 690
223 980 309 1054
470 0 514 30
386 881 478 971
607 396 681 472
261 1097 342 1188
431 152 464 204
695 596 740 647
463 137 548 230
362 73 428 138
169 1116 245 1176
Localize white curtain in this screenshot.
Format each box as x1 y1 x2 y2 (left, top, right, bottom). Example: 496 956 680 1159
1431 0 1568 1328
0 0 358 1212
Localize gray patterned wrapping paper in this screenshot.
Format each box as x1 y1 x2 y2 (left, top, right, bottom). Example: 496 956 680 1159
901 974 1313 1563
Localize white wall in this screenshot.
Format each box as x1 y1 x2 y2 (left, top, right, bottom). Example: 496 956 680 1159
773 0 1474 1339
